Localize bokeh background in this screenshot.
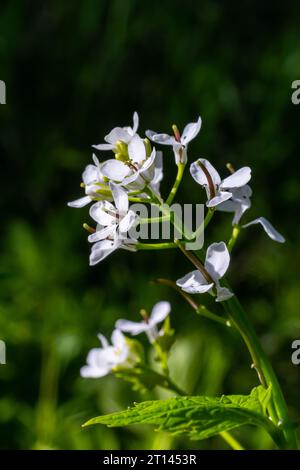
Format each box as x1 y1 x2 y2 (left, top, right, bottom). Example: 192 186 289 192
0 0 300 450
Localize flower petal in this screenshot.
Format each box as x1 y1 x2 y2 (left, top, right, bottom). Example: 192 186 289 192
190 158 221 188
88 225 116 243
110 182 128 213
128 135 146 164
111 329 126 348
92 143 114 151
115 319 148 335
82 164 99 185
67 196 91 208
221 167 251 189
101 159 131 181
119 210 137 233
89 239 118 265
105 127 132 145
149 301 171 326
147 132 176 146
151 150 163 194
206 191 232 207
181 117 202 145
176 270 213 294
242 217 285 243
132 112 139 135
97 333 109 348
80 349 111 378
89 200 116 225
215 286 234 302
205 242 230 280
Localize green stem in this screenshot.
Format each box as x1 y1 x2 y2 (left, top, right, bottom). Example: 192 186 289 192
192 207 215 240
154 277 231 327
227 225 241 252
139 214 170 225
136 242 177 250
166 163 186 205
128 196 153 203
223 294 298 449
220 431 245 450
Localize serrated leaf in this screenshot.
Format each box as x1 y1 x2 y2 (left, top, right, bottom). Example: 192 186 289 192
83 386 277 442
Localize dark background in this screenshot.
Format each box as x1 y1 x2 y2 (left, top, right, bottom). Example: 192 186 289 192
0 0 299 449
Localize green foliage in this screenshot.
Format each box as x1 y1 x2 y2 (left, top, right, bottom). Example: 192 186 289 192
83 386 277 442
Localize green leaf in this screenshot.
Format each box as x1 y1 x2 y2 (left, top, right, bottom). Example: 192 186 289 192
83 386 278 442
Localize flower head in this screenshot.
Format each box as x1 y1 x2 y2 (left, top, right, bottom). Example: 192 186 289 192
80 329 132 378
146 117 202 164
190 158 252 208
68 155 110 208
88 182 137 265
116 301 171 343
176 242 233 302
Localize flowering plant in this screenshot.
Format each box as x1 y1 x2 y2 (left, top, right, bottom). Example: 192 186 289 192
68 113 297 450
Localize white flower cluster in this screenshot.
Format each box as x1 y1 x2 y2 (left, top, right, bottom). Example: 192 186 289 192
81 301 171 378
69 112 284 300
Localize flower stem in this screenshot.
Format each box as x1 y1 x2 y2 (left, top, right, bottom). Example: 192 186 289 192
227 225 241 252
153 278 231 327
192 208 215 240
220 431 245 450
166 163 186 205
223 293 298 449
136 242 177 250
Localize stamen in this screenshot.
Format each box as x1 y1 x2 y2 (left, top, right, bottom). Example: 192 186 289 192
197 160 216 199
83 223 96 234
172 124 181 142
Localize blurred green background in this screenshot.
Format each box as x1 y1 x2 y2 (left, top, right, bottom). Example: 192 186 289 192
0 0 300 450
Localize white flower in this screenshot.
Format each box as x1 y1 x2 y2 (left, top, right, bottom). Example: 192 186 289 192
93 112 139 151
80 329 131 378
88 182 137 265
68 155 109 208
116 301 171 343
190 158 252 208
176 242 233 302
99 139 157 191
146 117 202 164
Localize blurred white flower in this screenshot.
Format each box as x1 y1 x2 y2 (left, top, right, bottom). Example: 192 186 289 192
190 158 251 208
146 117 202 164
176 242 233 302
80 329 130 378
116 301 171 343
88 182 137 265
68 154 109 208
